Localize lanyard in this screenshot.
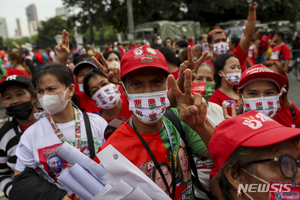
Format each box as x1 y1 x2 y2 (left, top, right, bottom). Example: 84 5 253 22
130 117 176 199
48 108 81 150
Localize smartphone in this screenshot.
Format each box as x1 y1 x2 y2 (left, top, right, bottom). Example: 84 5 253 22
246 0 263 3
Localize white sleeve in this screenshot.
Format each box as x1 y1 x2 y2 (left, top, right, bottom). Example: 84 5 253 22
206 102 225 128
15 133 37 171
87 113 107 147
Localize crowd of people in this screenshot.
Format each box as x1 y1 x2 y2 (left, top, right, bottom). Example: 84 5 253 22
0 2 300 200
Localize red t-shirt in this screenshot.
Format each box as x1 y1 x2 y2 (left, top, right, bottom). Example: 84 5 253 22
106 94 132 124
259 35 269 55
273 102 300 128
269 44 291 61
204 43 247 67
21 124 31 131
208 89 238 116
94 108 207 200
75 91 102 115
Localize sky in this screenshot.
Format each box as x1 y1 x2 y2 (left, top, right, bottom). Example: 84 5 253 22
0 0 64 38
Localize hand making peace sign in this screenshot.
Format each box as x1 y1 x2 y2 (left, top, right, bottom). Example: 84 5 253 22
55 29 70 65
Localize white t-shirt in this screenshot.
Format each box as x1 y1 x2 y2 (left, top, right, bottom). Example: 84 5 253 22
15 110 107 190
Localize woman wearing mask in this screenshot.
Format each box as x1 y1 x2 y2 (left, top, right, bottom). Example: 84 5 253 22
83 68 132 123
0 75 38 198
209 110 300 200
263 61 300 128
209 53 242 116
103 50 122 68
7 52 31 79
13 63 107 199
210 64 288 199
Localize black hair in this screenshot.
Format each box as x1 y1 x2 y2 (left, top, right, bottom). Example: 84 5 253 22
159 46 179 66
73 54 92 66
275 31 285 41
163 37 173 46
230 36 240 49
175 40 188 48
214 54 238 89
102 51 122 61
33 63 74 89
83 68 107 97
152 162 171 182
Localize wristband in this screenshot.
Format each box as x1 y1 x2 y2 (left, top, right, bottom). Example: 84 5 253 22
247 16 257 21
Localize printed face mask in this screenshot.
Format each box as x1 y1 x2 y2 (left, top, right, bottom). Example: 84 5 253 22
92 84 120 109
243 95 280 118
38 87 70 115
191 82 215 101
126 89 170 124
78 84 84 92
221 71 241 85
212 42 229 55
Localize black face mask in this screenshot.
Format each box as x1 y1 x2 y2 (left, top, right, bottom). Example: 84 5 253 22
6 101 34 120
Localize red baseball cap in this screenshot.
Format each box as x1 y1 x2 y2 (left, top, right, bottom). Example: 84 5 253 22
238 64 287 90
120 45 169 79
208 110 300 169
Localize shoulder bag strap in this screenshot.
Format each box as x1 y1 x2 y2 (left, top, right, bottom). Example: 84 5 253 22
290 103 296 121
164 109 216 200
131 120 174 199
82 112 96 159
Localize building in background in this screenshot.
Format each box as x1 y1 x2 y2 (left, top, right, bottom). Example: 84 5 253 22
14 18 29 38
0 16 9 39
26 4 40 36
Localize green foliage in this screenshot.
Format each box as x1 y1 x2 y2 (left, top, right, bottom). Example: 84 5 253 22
3 37 31 48
62 0 300 42
36 16 70 48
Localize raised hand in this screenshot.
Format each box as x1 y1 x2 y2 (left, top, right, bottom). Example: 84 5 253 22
55 29 70 65
92 51 121 85
168 69 207 128
222 103 237 119
249 2 258 11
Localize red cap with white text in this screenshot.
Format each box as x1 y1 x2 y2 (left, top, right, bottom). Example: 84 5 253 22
120 45 169 79
208 110 300 170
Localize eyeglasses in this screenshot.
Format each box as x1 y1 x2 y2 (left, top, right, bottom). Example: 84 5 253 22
249 155 300 179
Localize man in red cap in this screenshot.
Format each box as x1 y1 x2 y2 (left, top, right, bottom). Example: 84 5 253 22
204 2 258 68
94 45 214 199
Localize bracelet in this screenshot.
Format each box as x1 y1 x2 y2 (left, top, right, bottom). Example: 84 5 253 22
247 16 257 21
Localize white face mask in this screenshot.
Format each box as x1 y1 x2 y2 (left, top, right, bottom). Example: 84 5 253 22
92 84 120 109
157 39 162 45
78 84 84 92
242 95 281 118
212 42 229 55
123 83 169 124
38 87 70 115
221 71 241 85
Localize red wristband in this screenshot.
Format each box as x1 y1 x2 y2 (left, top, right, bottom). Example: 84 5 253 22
247 16 257 21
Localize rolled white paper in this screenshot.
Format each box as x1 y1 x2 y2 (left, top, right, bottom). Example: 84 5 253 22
120 187 152 200
91 184 113 200
57 168 94 200
93 179 133 200
96 144 172 200
69 163 105 196
56 142 114 185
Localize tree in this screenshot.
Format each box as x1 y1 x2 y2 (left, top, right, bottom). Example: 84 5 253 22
36 16 70 48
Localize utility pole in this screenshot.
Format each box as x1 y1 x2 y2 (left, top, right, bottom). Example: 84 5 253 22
87 0 94 44
126 0 134 40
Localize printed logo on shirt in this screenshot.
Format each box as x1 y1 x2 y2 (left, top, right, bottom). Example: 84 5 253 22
223 100 235 108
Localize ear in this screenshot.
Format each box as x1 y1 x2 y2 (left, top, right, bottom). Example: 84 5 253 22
68 84 76 99
218 70 223 77
238 91 244 105
224 166 244 191
209 44 213 52
31 93 38 105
